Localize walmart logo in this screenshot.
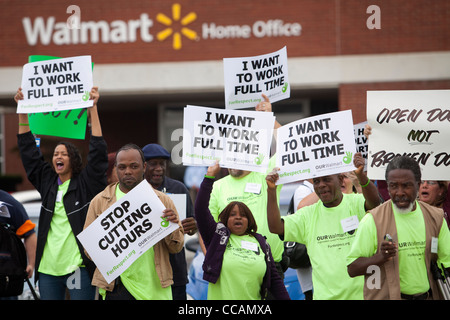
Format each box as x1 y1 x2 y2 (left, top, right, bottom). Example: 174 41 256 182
156 3 198 50
23 4 301 48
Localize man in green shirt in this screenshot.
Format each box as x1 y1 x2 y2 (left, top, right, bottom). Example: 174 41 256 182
84 143 184 300
347 156 450 300
266 153 381 299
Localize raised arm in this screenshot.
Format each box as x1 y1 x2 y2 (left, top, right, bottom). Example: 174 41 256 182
255 94 281 129
87 86 102 137
265 167 285 236
353 152 381 210
15 88 31 134
256 93 280 154
194 162 221 246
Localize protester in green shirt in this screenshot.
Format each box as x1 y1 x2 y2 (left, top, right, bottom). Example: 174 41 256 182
209 156 284 263
197 162 289 300
347 156 450 300
16 86 108 300
266 153 381 299
207 94 287 278
83 143 184 300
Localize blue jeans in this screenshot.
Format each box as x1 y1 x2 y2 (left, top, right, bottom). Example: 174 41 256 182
38 267 95 300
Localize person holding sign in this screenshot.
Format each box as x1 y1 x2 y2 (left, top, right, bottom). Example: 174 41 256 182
347 156 450 300
84 144 184 300
15 86 108 300
266 153 381 300
142 143 197 300
195 161 289 300
296 171 363 210
208 95 286 278
288 172 362 300
365 123 450 227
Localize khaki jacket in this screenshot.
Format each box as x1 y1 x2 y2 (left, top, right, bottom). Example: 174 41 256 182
83 183 184 292
364 200 444 300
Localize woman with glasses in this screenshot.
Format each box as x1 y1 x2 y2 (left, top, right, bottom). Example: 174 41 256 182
419 181 447 208
419 180 449 228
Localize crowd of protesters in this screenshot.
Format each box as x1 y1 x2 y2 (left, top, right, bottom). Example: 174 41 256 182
5 87 449 301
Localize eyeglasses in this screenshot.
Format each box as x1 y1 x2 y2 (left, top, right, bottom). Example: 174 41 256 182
421 181 438 185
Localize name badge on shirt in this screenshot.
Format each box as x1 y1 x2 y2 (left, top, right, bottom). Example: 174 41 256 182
431 237 438 254
56 190 63 202
241 240 258 252
245 183 261 194
341 215 359 233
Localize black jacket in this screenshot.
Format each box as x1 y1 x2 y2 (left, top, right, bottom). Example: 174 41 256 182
17 131 108 281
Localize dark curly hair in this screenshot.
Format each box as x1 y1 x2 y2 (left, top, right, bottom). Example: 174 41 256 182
218 201 258 235
55 141 83 177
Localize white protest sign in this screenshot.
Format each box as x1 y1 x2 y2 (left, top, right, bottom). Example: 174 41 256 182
354 121 368 172
17 55 93 114
276 110 357 185
224 46 290 109
167 194 186 221
366 90 450 180
77 180 179 284
182 105 275 172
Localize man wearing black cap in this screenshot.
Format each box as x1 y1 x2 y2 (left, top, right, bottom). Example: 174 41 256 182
142 143 197 300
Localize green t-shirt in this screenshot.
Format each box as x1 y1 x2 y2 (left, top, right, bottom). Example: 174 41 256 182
209 157 283 262
283 193 367 300
347 201 450 295
208 233 266 300
39 179 83 276
103 185 171 300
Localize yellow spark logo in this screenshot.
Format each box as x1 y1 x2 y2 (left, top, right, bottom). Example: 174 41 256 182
156 4 198 50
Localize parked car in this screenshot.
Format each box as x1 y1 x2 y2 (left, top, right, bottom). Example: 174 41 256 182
11 189 41 229
278 181 302 215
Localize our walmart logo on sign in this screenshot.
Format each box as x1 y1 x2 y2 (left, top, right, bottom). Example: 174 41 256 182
156 4 198 50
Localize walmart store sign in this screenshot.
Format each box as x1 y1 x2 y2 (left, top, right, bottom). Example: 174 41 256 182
22 12 301 48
